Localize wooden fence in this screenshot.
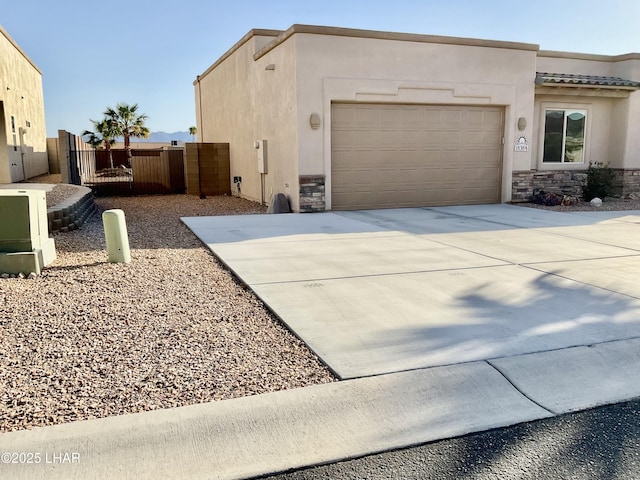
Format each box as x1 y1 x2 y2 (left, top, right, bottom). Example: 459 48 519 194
58 134 230 197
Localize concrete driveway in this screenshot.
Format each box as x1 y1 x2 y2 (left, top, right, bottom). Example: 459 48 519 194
4 205 640 480
183 205 640 380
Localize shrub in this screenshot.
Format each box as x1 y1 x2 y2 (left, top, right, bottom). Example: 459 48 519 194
582 162 615 201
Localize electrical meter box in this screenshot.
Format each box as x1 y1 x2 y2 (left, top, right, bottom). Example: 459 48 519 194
257 139 268 174
0 189 56 274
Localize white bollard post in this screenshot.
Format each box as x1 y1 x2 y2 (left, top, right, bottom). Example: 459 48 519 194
102 209 131 263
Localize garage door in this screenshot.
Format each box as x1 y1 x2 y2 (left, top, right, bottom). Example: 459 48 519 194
331 103 504 210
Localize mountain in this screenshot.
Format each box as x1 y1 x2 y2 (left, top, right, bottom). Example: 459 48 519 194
119 131 194 143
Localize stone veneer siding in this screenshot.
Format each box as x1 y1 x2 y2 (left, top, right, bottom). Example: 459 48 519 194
512 168 640 202
612 169 640 197
511 170 587 202
299 175 325 212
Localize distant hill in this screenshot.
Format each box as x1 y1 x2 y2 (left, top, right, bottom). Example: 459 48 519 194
117 131 194 143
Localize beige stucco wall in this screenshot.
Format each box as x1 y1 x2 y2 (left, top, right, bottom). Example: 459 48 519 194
614 57 640 82
195 30 300 209
537 51 640 80
287 30 537 207
46 137 60 174
198 26 539 210
197 25 640 210
0 26 48 183
537 55 612 77
532 94 615 167
613 57 640 169
535 52 640 170
251 37 300 208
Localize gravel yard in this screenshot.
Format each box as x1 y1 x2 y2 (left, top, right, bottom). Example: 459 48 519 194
45 184 81 208
0 194 336 433
517 197 640 212
3 179 638 434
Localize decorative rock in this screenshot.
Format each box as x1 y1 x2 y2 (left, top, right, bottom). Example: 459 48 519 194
590 197 603 206
17 272 25 279
1 273 8 279
0 194 335 433
27 272 37 279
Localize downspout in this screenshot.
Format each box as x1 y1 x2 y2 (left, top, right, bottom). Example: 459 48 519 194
196 75 204 198
196 75 204 141
18 127 26 181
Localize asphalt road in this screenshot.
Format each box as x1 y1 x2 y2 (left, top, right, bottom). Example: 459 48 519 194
261 399 640 480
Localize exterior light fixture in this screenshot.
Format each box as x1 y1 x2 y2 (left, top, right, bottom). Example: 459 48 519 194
517 117 527 131
309 113 321 130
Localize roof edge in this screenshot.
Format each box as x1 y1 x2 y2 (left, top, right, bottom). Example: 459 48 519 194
194 28 283 84
535 72 640 90
0 24 42 75
538 50 640 62
253 24 539 61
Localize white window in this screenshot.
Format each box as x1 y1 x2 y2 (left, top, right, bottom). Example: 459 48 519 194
543 109 587 163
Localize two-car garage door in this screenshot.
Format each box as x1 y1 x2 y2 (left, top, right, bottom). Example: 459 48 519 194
331 103 504 210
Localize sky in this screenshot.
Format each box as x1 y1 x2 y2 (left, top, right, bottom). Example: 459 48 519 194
3 0 639 138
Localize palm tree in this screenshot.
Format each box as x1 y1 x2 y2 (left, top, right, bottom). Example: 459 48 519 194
189 126 197 142
82 118 118 169
104 103 150 164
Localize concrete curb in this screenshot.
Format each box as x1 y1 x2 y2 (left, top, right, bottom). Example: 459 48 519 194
0 363 551 480
2 340 640 480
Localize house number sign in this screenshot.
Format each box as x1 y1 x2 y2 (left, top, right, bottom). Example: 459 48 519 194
514 135 529 152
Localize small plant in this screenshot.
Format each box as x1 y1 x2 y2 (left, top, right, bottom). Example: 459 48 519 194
582 162 615 201
532 190 579 206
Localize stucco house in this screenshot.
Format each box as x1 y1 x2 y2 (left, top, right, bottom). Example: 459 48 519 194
194 25 640 212
0 25 48 184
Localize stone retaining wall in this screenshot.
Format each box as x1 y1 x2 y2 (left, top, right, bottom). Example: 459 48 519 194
48 186 97 233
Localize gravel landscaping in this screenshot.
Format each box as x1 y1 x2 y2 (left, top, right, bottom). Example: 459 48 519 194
45 184 81 208
3 177 638 434
516 197 640 212
0 193 336 433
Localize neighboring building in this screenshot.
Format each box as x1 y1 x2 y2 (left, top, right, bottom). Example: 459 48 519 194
0 25 48 183
194 25 640 212
127 141 184 149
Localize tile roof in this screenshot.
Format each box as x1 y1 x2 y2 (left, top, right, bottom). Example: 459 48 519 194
536 72 640 88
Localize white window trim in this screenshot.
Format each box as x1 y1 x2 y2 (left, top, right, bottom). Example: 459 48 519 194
537 102 592 170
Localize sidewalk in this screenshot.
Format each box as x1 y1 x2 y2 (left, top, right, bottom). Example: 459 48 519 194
1 338 639 479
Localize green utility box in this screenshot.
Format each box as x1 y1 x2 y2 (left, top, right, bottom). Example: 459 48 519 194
0 189 56 275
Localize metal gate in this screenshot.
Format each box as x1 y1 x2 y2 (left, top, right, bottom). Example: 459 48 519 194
73 148 186 196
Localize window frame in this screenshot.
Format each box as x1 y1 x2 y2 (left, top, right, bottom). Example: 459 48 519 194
537 102 591 169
